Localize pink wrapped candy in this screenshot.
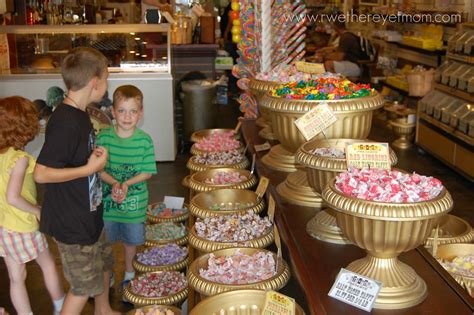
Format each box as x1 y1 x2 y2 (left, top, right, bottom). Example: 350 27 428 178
204 171 249 185
133 306 175 315
311 147 346 158
335 168 444 202
195 131 240 152
130 272 187 297
199 249 276 284
195 150 244 165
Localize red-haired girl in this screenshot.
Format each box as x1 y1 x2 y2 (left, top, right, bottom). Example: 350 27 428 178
0 96 64 315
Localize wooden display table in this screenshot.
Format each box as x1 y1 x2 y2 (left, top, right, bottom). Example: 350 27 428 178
241 118 474 315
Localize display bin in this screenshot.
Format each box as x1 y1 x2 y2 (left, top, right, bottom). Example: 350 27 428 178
419 90 443 113
459 112 474 135
450 104 474 128
434 96 458 121
435 61 451 82
458 68 474 91
449 64 472 88
441 99 465 124
441 62 463 85
425 93 450 116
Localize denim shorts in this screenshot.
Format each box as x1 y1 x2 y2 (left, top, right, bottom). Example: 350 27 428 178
103 221 145 246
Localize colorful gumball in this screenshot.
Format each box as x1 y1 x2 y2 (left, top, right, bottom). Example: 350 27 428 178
231 26 241 35
232 34 241 43
231 1 240 11
229 10 239 20
232 19 240 26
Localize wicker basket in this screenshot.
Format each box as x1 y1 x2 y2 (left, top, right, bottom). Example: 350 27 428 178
407 70 434 97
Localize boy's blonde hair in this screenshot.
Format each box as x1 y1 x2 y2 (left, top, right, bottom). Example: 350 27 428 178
113 85 143 108
61 47 108 91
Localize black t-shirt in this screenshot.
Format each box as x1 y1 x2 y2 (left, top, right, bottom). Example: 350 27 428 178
338 32 369 64
38 104 103 245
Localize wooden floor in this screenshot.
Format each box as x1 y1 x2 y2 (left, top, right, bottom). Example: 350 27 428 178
1 109 473 314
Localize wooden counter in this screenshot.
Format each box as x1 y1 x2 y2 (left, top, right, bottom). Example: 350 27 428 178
241 119 474 315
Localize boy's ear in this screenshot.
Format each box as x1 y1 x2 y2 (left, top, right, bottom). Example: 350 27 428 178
90 76 98 89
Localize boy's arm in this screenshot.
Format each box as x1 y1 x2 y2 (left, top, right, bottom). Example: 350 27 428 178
7 157 41 219
118 173 153 203
34 147 108 184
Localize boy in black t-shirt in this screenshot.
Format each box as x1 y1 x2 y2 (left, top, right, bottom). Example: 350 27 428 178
34 47 120 315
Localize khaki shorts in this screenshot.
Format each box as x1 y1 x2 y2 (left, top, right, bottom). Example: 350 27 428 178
56 230 114 296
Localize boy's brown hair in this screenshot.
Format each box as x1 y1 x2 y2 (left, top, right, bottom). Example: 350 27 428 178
113 85 144 108
0 96 39 151
61 47 108 91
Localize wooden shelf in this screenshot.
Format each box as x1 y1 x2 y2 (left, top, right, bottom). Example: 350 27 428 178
446 52 474 65
419 112 474 147
435 83 474 103
394 42 446 55
380 81 423 99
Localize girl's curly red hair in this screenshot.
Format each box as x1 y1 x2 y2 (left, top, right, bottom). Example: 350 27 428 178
0 96 39 151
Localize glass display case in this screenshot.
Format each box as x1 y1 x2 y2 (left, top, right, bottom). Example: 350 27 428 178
1 24 171 74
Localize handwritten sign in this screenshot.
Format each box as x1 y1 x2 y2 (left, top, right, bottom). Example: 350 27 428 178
294 104 337 141
346 142 391 170
255 141 272 152
295 61 326 74
328 268 382 312
255 176 269 198
262 291 296 315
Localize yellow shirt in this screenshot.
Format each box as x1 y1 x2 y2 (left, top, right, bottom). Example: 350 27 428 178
0 147 38 232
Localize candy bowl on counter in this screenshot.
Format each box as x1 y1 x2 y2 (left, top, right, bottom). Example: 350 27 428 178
190 129 239 143
188 247 290 297
133 244 189 273
123 271 188 307
188 168 257 193
190 189 265 219
436 243 474 297
144 222 188 247
425 214 474 254
147 202 189 223
126 304 182 315
190 137 244 156
188 211 274 253
186 151 249 175
189 289 305 315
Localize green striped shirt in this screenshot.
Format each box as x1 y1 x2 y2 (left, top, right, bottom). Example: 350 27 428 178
96 127 157 223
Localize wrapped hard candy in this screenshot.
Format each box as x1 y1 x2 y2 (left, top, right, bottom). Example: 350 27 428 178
335 167 444 202
204 171 249 185
199 249 277 284
148 202 188 218
130 271 187 297
133 306 175 315
137 244 188 266
195 150 244 165
195 132 241 152
210 202 254 211
195 210 272 242
439 254 474 278
311 147 346 158
145 223 187 241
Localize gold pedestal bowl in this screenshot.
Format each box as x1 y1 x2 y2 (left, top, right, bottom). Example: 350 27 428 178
190 189 265 219
390 118 416 150
188 247 290 296
144 223 188 247
249 78 280 128
189 289 305 315
147 202 189 224
132 246 188 273
190 142 245 156
258 126 278 141
436 243 474 297
190 129 239 143
276 170 323 207
425 214 474 254
188 168 257 193
296 138 398 244
322 179 453 309
186 155 250 175
127 305 182 315
261 144 298 173
189 225 274 253
260 93 384 206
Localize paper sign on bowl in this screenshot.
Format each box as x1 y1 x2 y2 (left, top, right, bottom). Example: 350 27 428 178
262 290 296 315
294 103 337 141
163 196 185 209
328 268 382 312
345 142 391 170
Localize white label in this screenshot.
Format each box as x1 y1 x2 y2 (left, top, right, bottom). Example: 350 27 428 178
255 142 272 152
328 268 382 312
163 196 184 209
294 103 337 141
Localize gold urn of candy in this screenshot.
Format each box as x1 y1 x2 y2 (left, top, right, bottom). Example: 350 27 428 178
390 118 416 150
425 215 474 254
190 128 239 143
248 78 279 131
132 245 189 273
187 168 257 193
259 87 384 207
186 154 249 175
127 305 182 315
296 139 398 244
322 178 453 309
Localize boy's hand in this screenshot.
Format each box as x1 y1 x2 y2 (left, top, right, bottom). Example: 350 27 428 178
118 182 129 203
111 182 123 203
87 147 108 173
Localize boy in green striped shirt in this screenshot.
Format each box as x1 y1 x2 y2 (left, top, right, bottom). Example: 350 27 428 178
96 85 157 290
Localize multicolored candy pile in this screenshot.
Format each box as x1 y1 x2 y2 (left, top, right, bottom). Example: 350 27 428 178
270 78 373 100
147 202 188 218
195 211 272 242
194 150 244 166
335 168 444 202
133 306 175 315
256 63 341 83
130 271 187 297
210 202 255 211
439 254 474 278
195 131 241 152
204 171 249 185
311 147 346 158
199 249 277 284
145 223 187 241
136 244 188 266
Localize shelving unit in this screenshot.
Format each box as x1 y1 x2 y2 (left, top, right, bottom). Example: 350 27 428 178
415 23 474 181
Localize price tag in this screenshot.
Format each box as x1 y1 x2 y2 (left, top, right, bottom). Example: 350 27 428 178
295 61 326 74
262 290 296 315
255 141 272 152
328 268 382 312
234 120 242 133
294 103 337 141
274 225 282 258
255 176 269 198
268 195 276 223
345 142 391 170
163 196 184 209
